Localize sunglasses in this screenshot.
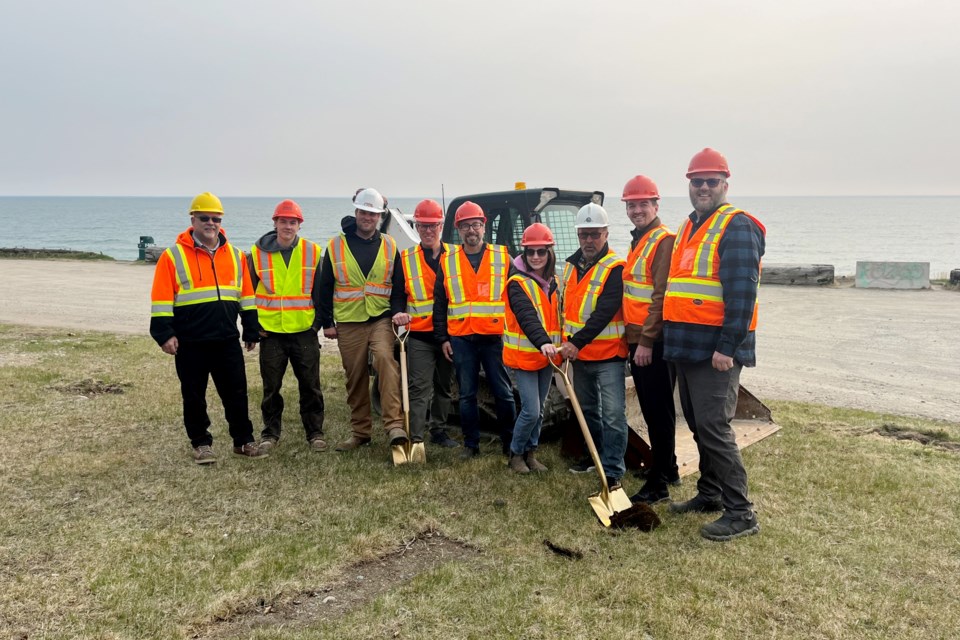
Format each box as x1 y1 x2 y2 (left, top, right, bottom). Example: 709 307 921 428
690 178 725 188
196 215 222 224
577 230 603 240
524 247 549 257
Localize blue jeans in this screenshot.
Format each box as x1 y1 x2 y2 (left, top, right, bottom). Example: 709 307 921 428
510 366 553 456
450 335 516 449
572 359 628 482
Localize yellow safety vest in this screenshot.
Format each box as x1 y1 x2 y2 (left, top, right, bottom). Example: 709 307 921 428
326 233 397 323
251 238 320 333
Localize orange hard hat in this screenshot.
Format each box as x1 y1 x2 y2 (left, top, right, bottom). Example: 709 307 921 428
621 175 660 201
454 201 485 225
686 148 731 178
414 199 444 223
273 199 303 221
521 223 554 247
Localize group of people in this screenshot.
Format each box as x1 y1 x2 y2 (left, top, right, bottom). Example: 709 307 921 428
149 147 765 542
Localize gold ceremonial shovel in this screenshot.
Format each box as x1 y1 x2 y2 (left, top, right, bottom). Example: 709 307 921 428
392 325 426 466
550 359 659 530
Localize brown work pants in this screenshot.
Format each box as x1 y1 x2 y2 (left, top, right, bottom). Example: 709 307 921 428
336 318 403 439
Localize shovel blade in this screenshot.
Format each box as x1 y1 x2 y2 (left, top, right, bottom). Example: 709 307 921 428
586 487 644 528
409 442 426 464
391 444 410 465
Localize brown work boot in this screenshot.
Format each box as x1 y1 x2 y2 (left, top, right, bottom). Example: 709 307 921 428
508 454 530 474
524 450 548 473
233 442 268 459
309 437 328 452
387 427 409 446
335 436 371 452
193 445 216 465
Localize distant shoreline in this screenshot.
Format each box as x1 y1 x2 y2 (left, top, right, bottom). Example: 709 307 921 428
0 247 115 261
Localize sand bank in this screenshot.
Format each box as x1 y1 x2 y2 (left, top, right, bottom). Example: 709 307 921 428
1 258 957 423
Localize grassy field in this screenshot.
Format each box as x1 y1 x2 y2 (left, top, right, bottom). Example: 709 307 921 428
1 324 958 639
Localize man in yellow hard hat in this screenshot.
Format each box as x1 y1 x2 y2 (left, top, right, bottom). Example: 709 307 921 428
249 199 327 453
318 188 408 453
149 192 266 465
663 148 766 542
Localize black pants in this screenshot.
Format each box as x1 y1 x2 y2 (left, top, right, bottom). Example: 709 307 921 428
175 339 255 448
258 329 325 442
628 341 678 486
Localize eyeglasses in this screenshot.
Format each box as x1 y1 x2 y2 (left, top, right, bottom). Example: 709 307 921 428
196 215 222 224
458 221 484 231
577 230 603 240
415 222 441 231
524 247 549 257
690 178 725 188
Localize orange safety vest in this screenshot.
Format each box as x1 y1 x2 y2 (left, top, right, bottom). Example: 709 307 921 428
400 243 449 333
561 252 628 361
150 228 256 318
251 238 320 333
623 224 674 327
441 244 510 336
663 204 765 329
326 233 397 323
503 274 562 371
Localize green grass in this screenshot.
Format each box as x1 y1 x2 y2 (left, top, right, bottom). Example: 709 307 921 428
1 324 958 639
0 247 115 260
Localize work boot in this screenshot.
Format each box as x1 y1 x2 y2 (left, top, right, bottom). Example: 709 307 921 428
605 477 622 492
335 436 371 452
193 445 216 465
524 450 548 473
508 454 530 474
568 457 595 474
258 438 277 453
629 482 670 505
430 431 460 448
309 437 328 452
460 446 480 460
700 511 760 542
664 471 682 487
669 494 723 514
388 427 409 446
233 442 268 459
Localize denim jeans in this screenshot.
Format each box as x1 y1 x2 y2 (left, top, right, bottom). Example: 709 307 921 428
571 359 628 482
509 365 552 456
450 335 516 449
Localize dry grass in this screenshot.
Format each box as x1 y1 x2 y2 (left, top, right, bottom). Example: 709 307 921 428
1 324 958 639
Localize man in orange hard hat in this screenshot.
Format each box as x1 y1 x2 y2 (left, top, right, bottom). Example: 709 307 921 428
663 148 766 542
149 192 266 465
433 201 516 458
394 199 459 448
620 175 680 505
249 200 327 453
318 188 408 453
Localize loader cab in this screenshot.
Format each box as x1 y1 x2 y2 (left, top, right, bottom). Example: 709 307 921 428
442 187 604 262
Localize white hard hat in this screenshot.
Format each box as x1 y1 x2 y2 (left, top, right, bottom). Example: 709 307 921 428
353 187 386 214
574 203 609 228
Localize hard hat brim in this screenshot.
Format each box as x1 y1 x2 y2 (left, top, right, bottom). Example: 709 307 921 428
574 222 608 229
355 204 385 214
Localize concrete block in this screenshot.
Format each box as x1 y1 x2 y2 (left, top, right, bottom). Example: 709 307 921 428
855 261 930 289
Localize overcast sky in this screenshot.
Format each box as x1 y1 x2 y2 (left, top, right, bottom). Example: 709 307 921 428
2 0 957 198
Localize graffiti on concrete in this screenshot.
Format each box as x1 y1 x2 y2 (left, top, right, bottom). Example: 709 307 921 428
856 261 930 289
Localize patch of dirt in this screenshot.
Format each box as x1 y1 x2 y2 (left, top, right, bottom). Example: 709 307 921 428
53 378 130 396
199 530 480 638
874 424 960 452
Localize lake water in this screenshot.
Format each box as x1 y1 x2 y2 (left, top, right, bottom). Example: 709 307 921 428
1 195 957 276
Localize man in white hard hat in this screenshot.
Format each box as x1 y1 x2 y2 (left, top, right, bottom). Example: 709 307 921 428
149 192 266 465
318 188 408 453
248 199 327 454
663 148 766 542
559 203 630 491
620 176 680 504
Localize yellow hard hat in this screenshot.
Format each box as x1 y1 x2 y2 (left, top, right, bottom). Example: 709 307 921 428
190 192 224 214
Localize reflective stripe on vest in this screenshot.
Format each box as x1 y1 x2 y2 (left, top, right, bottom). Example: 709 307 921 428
327 233 397 323
663 205 763 329
252 238 319 333
401 243 449 333
623 225 673 326
561 252 627 361
167 243 251 309
503 274 561 371
442 244 509 336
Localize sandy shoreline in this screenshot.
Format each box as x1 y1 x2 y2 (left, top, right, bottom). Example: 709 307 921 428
1 258 957 423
